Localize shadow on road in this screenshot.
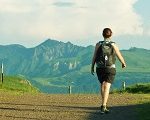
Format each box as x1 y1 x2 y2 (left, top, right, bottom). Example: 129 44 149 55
0 102 150 120
87 103 150 120
87 105 137 120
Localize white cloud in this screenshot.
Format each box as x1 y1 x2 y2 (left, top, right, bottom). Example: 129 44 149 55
0 0 144 46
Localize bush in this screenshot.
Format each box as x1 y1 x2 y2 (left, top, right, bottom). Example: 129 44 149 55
125 83 150 94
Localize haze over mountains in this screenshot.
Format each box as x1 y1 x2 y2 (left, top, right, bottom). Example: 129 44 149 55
0 39 149 93
0 39 91 77
0 39 149 77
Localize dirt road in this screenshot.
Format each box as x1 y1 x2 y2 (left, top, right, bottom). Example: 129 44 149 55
0 92 146 120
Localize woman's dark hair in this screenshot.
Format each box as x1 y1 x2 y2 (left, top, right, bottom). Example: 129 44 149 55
102 28 112 38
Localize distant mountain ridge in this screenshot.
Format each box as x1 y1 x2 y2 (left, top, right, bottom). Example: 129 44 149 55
0 39 149 78
0 39 150 93
0 39 87 77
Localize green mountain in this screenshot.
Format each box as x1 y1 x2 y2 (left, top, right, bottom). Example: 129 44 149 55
119 47 150 72
0 39 149 93
0 39 87 77
1 39 149 77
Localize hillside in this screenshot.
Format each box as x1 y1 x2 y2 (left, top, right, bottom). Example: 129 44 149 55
0 39 149 93
0 39 149 77
117 47 150 72
0 76 39 93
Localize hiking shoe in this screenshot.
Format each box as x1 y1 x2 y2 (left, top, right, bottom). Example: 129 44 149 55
104 106 110 114
100 105 105 114
100 105 110 114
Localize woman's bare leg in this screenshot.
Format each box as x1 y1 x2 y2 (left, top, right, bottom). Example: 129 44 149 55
101 81 111 106
101 82 105 104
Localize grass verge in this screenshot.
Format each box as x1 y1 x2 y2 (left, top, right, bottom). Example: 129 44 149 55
0 75 39 94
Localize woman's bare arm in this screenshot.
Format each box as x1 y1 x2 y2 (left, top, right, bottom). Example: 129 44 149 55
112 43 126 68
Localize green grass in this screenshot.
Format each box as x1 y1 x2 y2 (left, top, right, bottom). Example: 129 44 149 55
111 83 150 94
0 76 39 93
111 83 150 120
110 83 150 119
125 83 150 94
135 94 150 120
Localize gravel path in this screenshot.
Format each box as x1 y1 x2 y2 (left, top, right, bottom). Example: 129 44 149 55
0 92 145 120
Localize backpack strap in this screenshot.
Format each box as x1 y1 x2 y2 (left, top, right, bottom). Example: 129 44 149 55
98 41 104 45
110 41 115 44
98 41 115 45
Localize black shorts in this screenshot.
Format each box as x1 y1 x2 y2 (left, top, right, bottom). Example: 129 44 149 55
96 67 116 84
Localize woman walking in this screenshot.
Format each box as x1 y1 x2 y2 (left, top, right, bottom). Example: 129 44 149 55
91 28 126 114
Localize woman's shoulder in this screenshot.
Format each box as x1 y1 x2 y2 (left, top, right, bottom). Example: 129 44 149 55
111 42 120 51
111 41 116 46
109 40 115 44
96 41 104 45
96 41 101 46
95 41 102 49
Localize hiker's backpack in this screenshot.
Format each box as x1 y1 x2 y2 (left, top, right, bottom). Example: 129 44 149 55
95 41 116 68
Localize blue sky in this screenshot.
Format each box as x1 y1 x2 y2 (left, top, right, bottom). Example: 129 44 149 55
0 0 150 49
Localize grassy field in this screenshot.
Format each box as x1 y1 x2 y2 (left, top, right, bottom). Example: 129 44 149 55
125 83 150 93
0 75 39 94
127 83 150 120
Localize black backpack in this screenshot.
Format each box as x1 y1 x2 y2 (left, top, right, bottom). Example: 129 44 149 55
96 41 116 68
